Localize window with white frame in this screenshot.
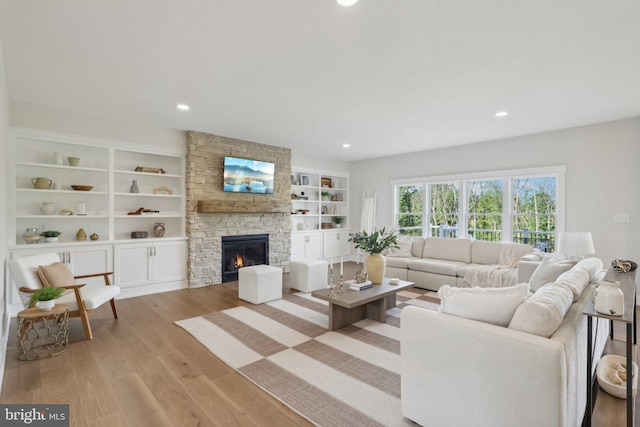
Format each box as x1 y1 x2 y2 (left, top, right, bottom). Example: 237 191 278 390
396 184 423 236
392 166 564 252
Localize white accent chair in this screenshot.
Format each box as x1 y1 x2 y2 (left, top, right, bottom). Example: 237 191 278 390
8 252 120 340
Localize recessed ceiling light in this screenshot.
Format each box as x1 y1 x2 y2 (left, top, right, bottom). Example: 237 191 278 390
177 104 190 111
337 0 358 6
342 143 351 148
495 111 508 118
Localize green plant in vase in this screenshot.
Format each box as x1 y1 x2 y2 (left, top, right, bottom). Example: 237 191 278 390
29 286 64 310
332 216 345 228
40 230 61 243
321 191 331 200
348 227 399 284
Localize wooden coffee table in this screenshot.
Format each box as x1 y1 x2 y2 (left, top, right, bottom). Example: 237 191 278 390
312 278 415 330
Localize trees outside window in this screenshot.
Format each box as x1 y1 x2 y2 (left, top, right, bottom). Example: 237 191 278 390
397 184 423 236
512 177 557 252
467 179 503 242
428 183 459 238
392 167 562 252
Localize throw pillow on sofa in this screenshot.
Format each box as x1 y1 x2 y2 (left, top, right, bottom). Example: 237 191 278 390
528 257 576 292
438 283 530 327
508 282 574 337
385 235 413 257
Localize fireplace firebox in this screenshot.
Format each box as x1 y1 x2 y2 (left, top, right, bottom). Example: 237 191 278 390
221 234 269 282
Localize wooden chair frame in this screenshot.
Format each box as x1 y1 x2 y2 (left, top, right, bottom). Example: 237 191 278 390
20 272 118 340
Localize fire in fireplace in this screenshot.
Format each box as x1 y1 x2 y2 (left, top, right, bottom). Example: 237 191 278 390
221 234 269 282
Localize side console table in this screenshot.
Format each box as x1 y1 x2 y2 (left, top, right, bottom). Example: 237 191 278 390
583 269 637 427
17 304 69 361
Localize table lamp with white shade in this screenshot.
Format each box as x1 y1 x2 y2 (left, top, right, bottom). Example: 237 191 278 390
557 232 595 260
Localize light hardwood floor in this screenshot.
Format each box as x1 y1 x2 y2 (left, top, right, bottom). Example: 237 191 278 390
1 263 637 426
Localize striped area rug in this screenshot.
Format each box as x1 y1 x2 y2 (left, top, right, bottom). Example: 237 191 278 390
175 288 440 427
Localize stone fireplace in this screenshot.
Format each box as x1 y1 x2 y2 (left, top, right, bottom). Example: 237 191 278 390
186 131 291 287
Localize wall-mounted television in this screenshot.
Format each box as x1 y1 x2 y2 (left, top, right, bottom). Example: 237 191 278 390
223 156 274 194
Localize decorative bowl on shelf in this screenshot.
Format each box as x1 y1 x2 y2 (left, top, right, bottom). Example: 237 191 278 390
67 157 81 166
71 185 93 191
596 355 638 399
298 209 310 215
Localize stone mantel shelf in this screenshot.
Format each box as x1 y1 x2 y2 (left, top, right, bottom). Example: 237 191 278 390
197 200 292 213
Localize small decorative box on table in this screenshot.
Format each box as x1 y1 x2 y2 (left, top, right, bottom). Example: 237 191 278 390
17 304 69 361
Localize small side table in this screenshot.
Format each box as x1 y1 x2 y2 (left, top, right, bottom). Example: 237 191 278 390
583 269 637 427
17 304 69 361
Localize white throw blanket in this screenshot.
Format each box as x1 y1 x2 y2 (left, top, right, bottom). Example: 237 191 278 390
464 242 533 287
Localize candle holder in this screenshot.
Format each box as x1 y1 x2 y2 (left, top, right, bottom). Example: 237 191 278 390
338 274 345 294
328 266 335 297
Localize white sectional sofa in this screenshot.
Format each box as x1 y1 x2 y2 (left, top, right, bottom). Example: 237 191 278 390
385 236 534 291
401 257 609 427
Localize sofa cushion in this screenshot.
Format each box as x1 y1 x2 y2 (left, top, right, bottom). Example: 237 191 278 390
528 257 576 292
470 240 502 265
386 235 413 257
386 257 411 269
574 257 603 281
555 266 591 302
407 258 466 276
508 282 574 337
411 237 426 258
456 263 484 278
423 238 472 263
438 283 529 327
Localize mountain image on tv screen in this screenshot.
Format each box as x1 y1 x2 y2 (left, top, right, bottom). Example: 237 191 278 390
223 157 275 194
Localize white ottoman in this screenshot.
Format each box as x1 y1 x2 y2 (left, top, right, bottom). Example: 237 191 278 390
238 264 283 304
290 259 328 292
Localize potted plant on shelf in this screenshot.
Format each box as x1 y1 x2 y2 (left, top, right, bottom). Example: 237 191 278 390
40 231 61 243
348 227 399 284
29 286 64 310
332 216 345 229
321 191 331 201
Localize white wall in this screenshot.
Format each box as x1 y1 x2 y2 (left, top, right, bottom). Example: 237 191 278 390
292 151 350 175
350 118 640 268
0 41 11 393
10 100 186 151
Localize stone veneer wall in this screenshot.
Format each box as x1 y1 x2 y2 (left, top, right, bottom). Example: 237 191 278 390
186 131 292 287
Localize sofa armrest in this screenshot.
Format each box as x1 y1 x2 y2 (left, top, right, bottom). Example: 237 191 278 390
518 260 540 283
401 306 568 427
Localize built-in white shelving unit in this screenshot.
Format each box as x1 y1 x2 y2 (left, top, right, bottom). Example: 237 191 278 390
290 168 351 261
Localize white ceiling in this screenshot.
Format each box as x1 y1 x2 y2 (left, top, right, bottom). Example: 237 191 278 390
1 1 639 161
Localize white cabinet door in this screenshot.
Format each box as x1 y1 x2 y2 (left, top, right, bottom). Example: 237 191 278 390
291 234 306 261
114 240 187 290
67 245 113 276
154 241 187 284
323 230 351 258
291 232 323 260
114 243 153 288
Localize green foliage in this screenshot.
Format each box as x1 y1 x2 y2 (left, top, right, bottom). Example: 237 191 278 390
321 191 331 198
349 227 399 254
396 176 557 248
40 230 61 237
332 216 345 224
29 286 64 306
398 185 423 233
